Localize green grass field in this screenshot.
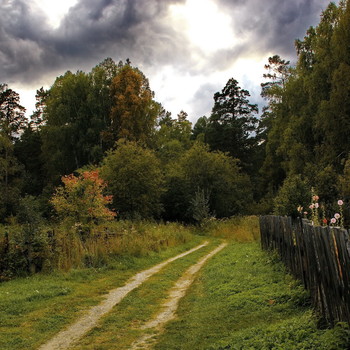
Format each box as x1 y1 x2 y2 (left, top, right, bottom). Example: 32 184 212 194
154 241 350 350
1 217 349 349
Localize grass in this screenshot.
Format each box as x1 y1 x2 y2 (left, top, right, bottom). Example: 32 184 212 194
72 239 222 349
207 216 260 242
154 240 350 349
0 228 205 350
1 216 349 349
0 220 194 279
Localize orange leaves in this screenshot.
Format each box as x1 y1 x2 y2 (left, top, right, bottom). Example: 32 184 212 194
51 170 116 225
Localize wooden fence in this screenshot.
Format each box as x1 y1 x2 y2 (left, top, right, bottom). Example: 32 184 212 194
260 215 350 326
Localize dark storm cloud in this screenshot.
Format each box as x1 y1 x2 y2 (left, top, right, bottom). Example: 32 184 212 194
0 0 334 93
0 0 188 85
218 0 331 59
191 83 219 118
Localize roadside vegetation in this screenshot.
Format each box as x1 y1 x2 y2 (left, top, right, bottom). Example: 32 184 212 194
155 218 350 350
0 223 204 350
1 217 349 350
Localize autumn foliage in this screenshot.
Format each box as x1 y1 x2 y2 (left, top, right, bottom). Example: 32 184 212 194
51 170 116 224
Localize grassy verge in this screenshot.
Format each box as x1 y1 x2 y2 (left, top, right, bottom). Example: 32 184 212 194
0 223 204 350
0 221 195 279
154 240 350 350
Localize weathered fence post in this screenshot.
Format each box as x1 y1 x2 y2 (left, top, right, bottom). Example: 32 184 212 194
260 215 350 326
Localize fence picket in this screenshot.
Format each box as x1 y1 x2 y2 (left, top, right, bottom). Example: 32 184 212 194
260 215 350 326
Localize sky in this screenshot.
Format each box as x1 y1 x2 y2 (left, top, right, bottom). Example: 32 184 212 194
0 0 333 123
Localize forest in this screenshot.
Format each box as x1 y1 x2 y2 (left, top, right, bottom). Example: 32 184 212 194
1 1 350 278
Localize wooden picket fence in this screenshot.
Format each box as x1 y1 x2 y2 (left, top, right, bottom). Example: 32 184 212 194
259 215 350 326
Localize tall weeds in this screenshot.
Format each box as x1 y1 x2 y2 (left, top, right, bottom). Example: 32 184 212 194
0 221 193 280
206 216 260 242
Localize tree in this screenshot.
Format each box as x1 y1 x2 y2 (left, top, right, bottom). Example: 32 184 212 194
261 55 291 103
154 109 193 163
14 125 44 196
0 84 27 139
273 175 310 217
204 78 259 171
163 142 252 221
0 84 27 219
41 63 119 183
192 116 208 141
51 170 116 225
108 65 160 146
100 141 165 219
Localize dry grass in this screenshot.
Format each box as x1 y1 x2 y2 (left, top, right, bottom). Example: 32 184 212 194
49 221 194 271
207 216 260 242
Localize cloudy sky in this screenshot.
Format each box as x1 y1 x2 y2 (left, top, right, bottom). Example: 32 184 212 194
1 0 333 122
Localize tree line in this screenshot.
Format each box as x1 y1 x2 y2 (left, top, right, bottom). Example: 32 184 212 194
1 0 350 225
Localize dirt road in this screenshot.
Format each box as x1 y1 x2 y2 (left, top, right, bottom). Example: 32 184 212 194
38 241 226 350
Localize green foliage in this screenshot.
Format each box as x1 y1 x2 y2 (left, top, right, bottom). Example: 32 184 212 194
261 1 350 207
100 140 165 219
189 188 212 225
14 126 44 196
0 197 50 279
40 59 120 183
154 110 193 163
0 85 26 221
204 78 259 172
273 175 311 217
164 142 252 221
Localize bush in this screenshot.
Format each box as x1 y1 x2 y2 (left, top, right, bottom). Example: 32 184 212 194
274 175 310 217
100 140 165 219
164 142 253 221
51 170 116 226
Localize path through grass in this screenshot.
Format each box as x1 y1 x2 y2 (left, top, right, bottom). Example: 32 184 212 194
0 235 207 350
154 241 350 350
2 217 350 349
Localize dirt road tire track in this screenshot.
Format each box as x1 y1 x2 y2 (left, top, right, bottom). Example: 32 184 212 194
38 241 209 350
131 242 228 350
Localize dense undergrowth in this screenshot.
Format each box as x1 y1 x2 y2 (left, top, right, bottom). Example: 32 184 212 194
0 220 193 280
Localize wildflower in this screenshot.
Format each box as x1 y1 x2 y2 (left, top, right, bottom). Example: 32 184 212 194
312 195 319 201
314 203 319 209
309 204 315 209
303 211 308 216
334 213 341 220
322 218 328 225
338 200 344 206
297 205 303 213
331 218 337 224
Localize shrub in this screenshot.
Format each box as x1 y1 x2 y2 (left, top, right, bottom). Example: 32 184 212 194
50 170 116 226
274 175 310 217
100 140 165 219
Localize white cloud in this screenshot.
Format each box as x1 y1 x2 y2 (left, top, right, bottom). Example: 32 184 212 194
31 0 78 28
169 0 237 53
